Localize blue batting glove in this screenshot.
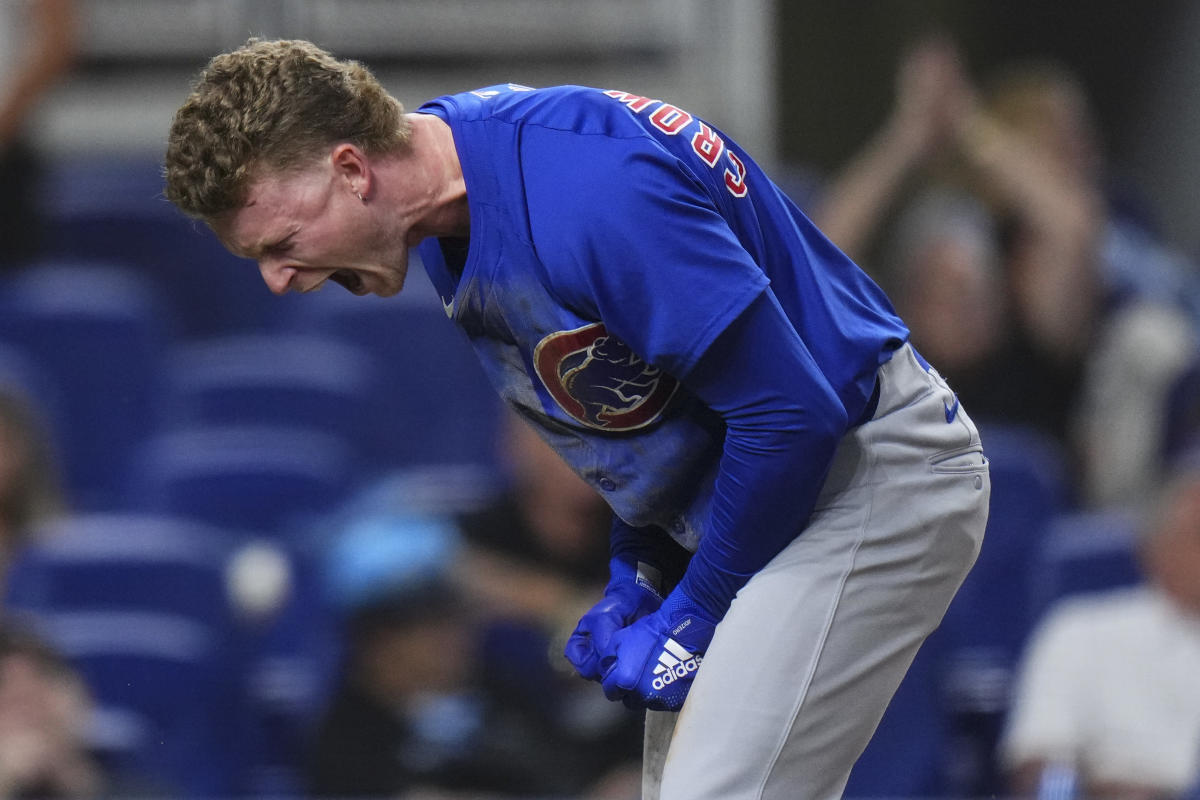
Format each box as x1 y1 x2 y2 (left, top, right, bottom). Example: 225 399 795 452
598 589 717 711
564 557 666 681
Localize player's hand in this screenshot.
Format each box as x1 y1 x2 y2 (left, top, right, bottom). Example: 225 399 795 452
598 589 717 711
564 557 666 681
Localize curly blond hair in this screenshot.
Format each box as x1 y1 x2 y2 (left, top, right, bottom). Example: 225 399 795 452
163 38 412 220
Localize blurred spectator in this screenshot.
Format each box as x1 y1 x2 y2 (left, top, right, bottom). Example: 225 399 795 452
1074 300 1197 510
454 409 611 627
0 622 98 799
965 60 1200 509
452 411 644 797
882 185 1008 407
954 59 1107 407
0 0 77 268
0 386 64 592
307 511 638 799
999 461 1200 798
976 60 1200 322
811 34 973 269
812 34 1098 445
0 622 159 799
307 576 526 798
815 36 1199 507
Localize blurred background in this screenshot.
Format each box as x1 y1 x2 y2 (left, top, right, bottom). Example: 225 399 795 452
1 1 1200 798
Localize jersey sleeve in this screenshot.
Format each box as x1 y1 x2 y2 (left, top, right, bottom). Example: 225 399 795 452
673 290 847 615
521 125 768 378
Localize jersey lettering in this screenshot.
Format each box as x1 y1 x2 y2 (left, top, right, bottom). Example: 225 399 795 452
691 122 724 167
602 90 659 113
603 89 748 199
649 104 694 135
724 150 748 198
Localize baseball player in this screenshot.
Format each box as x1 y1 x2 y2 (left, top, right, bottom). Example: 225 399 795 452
164 39 990 799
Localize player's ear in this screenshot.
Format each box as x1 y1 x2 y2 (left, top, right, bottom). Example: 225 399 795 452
330 143 371 199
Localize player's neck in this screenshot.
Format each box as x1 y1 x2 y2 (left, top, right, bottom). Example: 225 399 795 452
396 113 470 240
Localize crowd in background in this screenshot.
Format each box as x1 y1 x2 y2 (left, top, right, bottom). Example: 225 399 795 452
812 34 1200 512
808 34 1200 800
1 2 1200 798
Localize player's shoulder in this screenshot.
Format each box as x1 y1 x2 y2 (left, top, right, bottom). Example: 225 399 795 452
422 84 647 135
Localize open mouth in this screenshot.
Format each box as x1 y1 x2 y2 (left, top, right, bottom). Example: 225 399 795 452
330 269 366 295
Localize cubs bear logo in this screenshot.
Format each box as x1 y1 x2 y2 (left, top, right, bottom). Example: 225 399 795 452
533 323 678 431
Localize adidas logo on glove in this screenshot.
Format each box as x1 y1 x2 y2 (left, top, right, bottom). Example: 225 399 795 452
651 637 703 690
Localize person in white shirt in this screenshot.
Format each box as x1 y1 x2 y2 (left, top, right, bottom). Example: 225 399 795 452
1001 461 1200 798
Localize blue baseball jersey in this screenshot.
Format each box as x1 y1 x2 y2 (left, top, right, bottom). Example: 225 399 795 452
416 84 907 554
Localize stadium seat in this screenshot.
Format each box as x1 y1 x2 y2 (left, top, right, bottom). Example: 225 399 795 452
0 263 170 510
1164 353 1200 463
3 513 251 798
272 263 504 472
5 513 241 622
125 425 356 535
1027 509 1142 622
844 629 949 798
159 332 383 465
40 155 269 337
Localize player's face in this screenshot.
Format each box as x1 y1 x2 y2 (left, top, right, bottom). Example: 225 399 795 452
215 163 410 297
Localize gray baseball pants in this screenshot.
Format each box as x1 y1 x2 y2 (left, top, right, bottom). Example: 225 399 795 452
643 343 990 799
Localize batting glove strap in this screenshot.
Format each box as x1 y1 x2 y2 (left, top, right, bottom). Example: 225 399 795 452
564 557 667 681
609 519 693 591
598 588 718 711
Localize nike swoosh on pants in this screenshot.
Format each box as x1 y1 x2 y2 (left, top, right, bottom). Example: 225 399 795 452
944 396 960 423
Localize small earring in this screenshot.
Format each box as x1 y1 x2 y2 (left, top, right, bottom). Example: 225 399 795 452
355 191 366 202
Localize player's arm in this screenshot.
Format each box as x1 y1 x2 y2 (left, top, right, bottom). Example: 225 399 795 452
523 126 848 706
597 291 847 708
672 289 846 612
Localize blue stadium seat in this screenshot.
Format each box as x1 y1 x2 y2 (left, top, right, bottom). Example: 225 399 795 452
5 513 239 622
272 263 504 472
845 629 949 798
1164 353 1200 463
1028 509 1142 622
0 263 169 510
40 155 268 337
0 340 56 402
159 333 383 465
3 513 251 798
234 552 342 798
125 425 357 535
